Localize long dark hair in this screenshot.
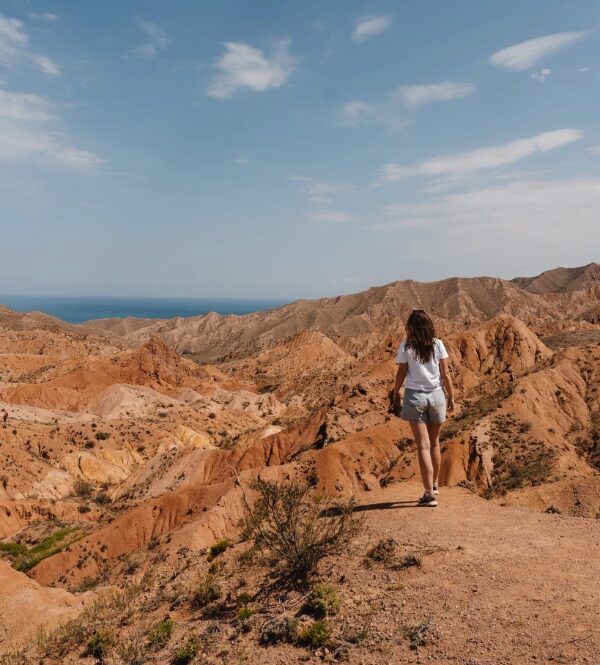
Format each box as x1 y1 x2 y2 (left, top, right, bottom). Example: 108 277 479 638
405 309 436 363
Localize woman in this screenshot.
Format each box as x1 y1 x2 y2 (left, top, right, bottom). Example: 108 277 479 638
392 310 455 507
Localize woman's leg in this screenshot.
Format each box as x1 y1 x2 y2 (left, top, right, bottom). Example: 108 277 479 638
426 423 442 487
409 421 433 493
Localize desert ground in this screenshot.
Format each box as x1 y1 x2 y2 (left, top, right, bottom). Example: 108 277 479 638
0 263 599 664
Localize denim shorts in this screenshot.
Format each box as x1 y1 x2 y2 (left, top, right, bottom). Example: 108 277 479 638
401 388 446 424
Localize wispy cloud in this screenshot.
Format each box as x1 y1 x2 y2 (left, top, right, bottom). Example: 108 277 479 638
352 14 392 43
490 31 588 70
235 155 250 165
399 82 475 109
339 81 474 130
133 20 169 59
530 68 551 82
381 128 582 181
207 39 296 98
372 177 600 245
0 13 60 75
31 54 60 76
588 145 600 155
308 210 358 223
0 89 53 120
0 90 104 169
27 12 58 22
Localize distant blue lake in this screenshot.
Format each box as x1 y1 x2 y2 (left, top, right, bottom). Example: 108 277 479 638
0 295 290 324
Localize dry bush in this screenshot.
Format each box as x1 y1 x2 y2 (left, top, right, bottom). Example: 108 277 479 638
244 479 360 580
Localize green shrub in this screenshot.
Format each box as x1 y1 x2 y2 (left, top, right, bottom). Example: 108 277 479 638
172 634 201 665
296 620 331 649
85 629 113 660
366 537 397 564
244 479 359 579
206 539 231 562
259 617 298 646
147 619 173 647
190 573 221 609
300 584 341 618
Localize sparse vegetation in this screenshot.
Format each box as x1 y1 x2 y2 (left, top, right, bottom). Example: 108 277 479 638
299 583 341 618
244 478 360 579
190 572 221 609
147 618 174 647
73 477 93 498
366 537 397 564
172 633 201 664
488 415 556 495
296 619 331 649
404 619 431 650
0 526 81 572
84 628 113 660
259 617 298 646
206 538 231 562
440 385 513 441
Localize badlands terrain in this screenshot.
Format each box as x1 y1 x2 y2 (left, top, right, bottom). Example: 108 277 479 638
0 263 599 664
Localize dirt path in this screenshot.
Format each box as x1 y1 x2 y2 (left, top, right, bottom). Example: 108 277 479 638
338 482 600 664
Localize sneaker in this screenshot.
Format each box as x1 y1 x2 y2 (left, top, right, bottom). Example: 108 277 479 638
433 483 440 496
417 492 438 507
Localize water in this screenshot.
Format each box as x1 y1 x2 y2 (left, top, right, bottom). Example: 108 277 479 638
0 295 289 324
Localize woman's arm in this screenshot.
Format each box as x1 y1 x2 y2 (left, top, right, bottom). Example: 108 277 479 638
439 358 455 411
393 363 407 409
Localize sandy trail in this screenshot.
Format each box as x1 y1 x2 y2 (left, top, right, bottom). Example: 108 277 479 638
340 481 600 664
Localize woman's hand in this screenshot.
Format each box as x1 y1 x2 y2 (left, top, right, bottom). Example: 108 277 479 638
392 390 402 414
447 397 455 412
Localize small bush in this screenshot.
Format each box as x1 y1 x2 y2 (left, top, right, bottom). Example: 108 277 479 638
95 432 110 441
237 605 255 621
206 539 231 562
296 620 331 649
366 538 397 564
147 618 173 647
244 479 360 579
85 629 113 660
172 634 201 665
300 584 341 618
73 477 93 498
259 617 298 646
404 619 431 650
190 573 221 609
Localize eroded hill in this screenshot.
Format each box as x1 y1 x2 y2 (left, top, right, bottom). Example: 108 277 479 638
0 264 599 663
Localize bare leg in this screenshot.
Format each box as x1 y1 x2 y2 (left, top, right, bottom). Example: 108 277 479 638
427 423 442 487
409 421 433 493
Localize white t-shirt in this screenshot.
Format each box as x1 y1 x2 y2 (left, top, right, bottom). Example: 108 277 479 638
395 338 449 392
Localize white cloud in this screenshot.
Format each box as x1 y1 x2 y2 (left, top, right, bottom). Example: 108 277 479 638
398 82 475 109
0 90 104 169
235 156 249 165
0 13 60 76
0 15 28 64
352 14 392 43
372 178 600 250
31 54 60 77
490 31 588 70
382 128 582 181
310 195 333 204
0 89 53 120
207 40 296 98
530 68 551 82
133 20 169 59
309 210 358 223
339 81 474 130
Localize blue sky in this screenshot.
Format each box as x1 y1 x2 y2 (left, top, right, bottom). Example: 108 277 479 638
0 1 599 298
